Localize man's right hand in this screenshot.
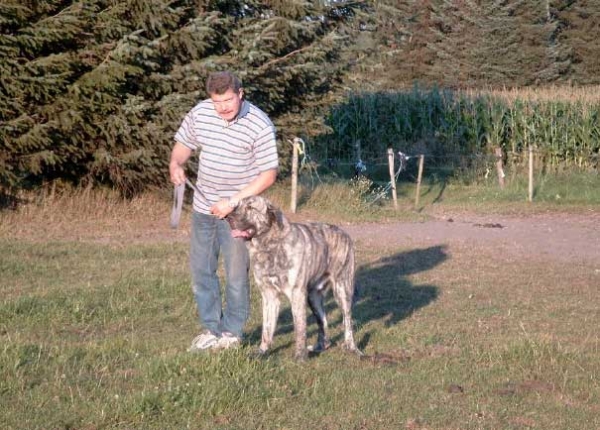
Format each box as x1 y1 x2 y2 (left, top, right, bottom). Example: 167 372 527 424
169 142 193 185
170 163 186 186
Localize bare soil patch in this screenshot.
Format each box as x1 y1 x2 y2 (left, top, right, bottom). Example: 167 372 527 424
344 209 600 264
2 196 599 265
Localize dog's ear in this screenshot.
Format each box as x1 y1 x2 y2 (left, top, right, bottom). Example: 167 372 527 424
267 202 284 230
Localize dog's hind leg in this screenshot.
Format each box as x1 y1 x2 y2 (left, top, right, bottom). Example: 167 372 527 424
259 288 280 355
307 289 331 353
332 279 362 356
289 287 309 361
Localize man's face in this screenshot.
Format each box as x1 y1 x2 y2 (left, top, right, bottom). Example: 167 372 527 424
210 88 243 122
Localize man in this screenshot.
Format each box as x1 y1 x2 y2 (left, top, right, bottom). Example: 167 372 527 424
169 71 278 351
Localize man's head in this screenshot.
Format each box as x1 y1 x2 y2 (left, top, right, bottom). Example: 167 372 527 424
206 71 244 122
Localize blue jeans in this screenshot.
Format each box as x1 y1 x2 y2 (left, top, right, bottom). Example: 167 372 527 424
190 211 250 338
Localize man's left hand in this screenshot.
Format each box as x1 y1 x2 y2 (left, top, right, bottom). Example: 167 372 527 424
210 199 234 219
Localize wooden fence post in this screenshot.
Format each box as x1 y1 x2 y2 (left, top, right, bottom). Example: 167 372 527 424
495 147 505 189
415 154 424 208
387 148 398 210
290 138 299 213
528 145 533 202
355 140 362 164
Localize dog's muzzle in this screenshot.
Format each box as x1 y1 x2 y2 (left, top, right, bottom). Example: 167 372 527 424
226 215 255 239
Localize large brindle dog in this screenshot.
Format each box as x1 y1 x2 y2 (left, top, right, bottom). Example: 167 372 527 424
227 196 362 360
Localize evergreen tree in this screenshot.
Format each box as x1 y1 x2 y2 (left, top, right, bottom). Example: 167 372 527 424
0 0 363 196
424 1 543 88
535 0 573 83
553 0 600 85
343 0 596 89
1 0 599 199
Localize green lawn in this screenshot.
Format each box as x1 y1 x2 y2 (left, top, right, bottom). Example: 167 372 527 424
2 235 598 429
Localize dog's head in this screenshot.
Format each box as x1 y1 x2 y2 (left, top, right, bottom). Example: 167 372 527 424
227 195 285 240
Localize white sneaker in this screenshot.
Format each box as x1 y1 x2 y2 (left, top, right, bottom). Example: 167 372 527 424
215 332 241 349
188 330 218 352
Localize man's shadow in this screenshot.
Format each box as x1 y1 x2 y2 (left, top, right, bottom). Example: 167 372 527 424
245 245 446 354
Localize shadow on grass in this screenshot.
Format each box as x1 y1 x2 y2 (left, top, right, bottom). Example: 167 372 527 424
353 245 446 348
414 168 450 206
245 245 446 355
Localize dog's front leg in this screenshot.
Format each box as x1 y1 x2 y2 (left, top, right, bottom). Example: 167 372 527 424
259 287 280 355
290 288 308 361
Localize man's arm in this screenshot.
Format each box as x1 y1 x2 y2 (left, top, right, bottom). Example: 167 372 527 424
169 142 193 185
233 168 277 201
210 168 277 218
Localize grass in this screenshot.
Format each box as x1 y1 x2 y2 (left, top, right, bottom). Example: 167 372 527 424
2 240 598 429
278 159 600 220
1 179 599 429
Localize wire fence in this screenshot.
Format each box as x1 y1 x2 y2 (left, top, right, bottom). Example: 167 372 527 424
289 137 599 209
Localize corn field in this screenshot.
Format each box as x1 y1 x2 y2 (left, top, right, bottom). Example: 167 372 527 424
317 86 600 174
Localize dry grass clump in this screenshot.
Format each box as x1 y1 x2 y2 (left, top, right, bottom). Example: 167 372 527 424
0 186 183 243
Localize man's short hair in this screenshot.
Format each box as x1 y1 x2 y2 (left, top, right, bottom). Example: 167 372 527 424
206 71 242 95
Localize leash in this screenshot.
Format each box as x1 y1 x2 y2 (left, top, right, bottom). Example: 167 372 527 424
170 178 200 229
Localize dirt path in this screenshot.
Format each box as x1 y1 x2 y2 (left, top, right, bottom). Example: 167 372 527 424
156 209 600 265
4 202 599 265
344 211 600 264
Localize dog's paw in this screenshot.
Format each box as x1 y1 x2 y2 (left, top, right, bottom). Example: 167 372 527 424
307 341 331 353
250 348 269 360
352 348 365 357
342 342 364 357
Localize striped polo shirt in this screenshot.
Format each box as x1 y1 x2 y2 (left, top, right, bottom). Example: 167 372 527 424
174 99 279 214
